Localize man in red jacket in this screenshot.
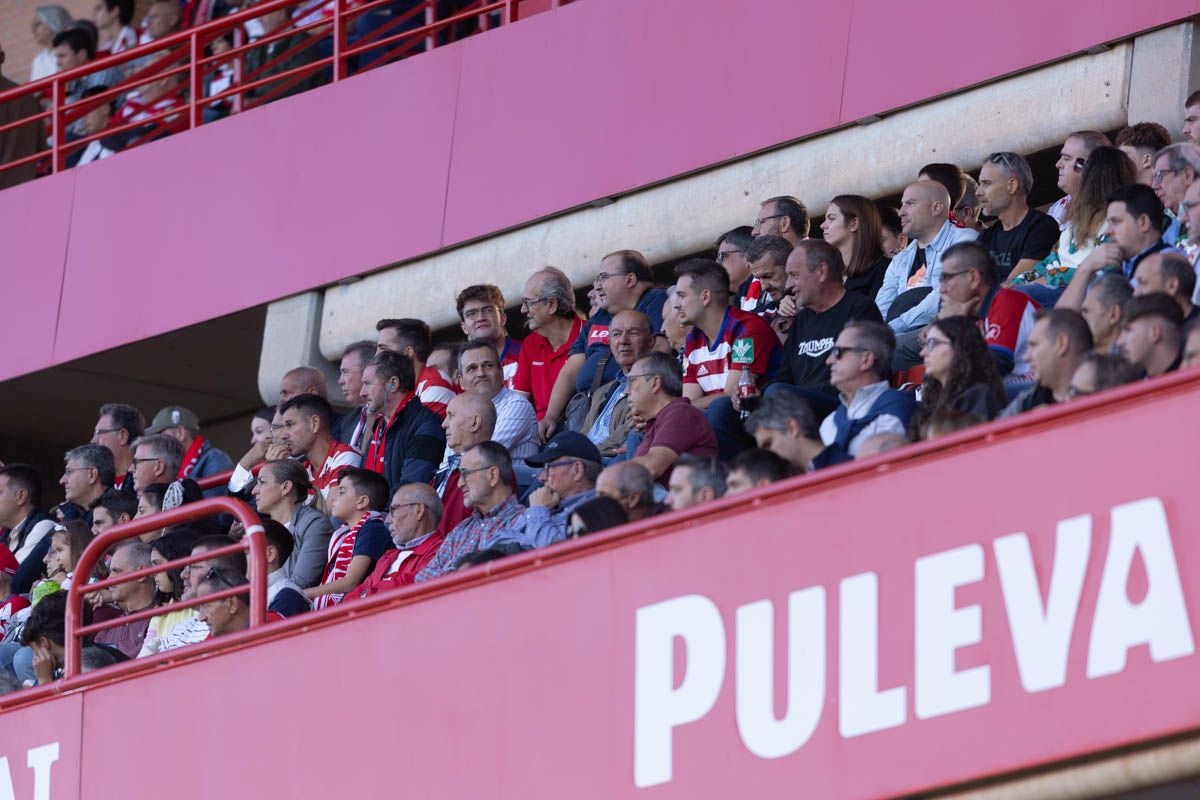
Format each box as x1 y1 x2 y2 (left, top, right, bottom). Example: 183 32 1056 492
350 483 444 601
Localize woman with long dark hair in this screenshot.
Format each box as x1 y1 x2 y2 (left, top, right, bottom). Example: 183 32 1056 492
821 195 890 300
911 316 1007 437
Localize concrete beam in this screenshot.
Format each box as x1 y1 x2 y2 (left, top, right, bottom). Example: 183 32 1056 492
1127 21 1200 141
258 292 343 406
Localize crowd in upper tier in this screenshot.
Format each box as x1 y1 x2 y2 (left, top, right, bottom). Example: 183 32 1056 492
1 95 1200 693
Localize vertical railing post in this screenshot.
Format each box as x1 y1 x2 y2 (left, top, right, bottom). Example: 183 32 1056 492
189 31 202 130
332 0 345 82
424 0 435 52
506 0 518 24
232 24 245 115
50 79 62 173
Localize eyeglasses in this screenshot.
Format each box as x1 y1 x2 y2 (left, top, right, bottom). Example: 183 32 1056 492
920 337 952 353
387 501 422 514
1072 157 1086 173
203 566 238 588
625 372 656 382
988 151 1021 176
539 459 580 475
520 296 550 309
62 466 93 475
940 270 970 281
132 457 162 466
462 306 500 321
459 464 495 478
715 250 744 263
595 271 627 283
830 346 868 360
753 214 785 226
92 427 121 436
1152 168 1179 185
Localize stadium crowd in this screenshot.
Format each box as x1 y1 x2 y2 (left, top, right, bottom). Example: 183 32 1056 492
1 99 1200 692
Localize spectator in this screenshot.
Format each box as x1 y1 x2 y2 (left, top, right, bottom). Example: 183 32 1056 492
360 349 445 490
376 318 457 419
143 534 252 654
494 432 602 549
627 352 719 483
144 406 234 495
1068 352 1147 399
336 340 377 448
91 403 144 491
260 519 310 618
0 44 44 192
93 0 137 56
876 180 977 336
565 496 628 537
677 260 780 426
911 316 1006 434
67 85 121 167
820 320 915 457
725 450 792 495
30 6 74 81
457 341 538 460
51 28 120 103
1183 319 1200 368
250 407 274 448
582 310 654 458
456 285 523 389
279 366 328 402
0 546 30 639
194 570 253 638
595 461 662 522
1117 293 1185 376
89 488 136 536
428 342 459 384
41 520 94 589
956 175 981 230
1115 123 1172 186
1048 131 1112 227
542 251 667 440
1001 309 1096 416
1021 147 1137 306
350 483 444 600
305 468 393 608
661 285 689 356
664 454 727 511
58 444 115 522
1080 185 1168 289
744 391 847 472
822 195 890 300
139 0 182 45
918 163 968 224
878 206 908 258
97 541 159 658
744 235 793 332
935 241 1040 382
1182 179 1200 273
976 152 1060 283
1185 90 1200 146
751 196 809 246
274 394 361 499
249 459 333 589
14 592 100 686
416 442 526 582
0 465 58 596
134 482 167 541
1080 273 1134 353
141 529 202 655
513 267 585 420
1152 143 1200 245
921 409 987 440
435 393 499 535
715 226 757 307
766 239 884 421
245 6 329 104
1134 250 1197 323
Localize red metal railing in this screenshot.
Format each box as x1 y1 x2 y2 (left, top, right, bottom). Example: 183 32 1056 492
0 0 568 184
64 496 268 678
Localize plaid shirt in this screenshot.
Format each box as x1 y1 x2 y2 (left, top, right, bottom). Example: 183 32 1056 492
415 495 525 582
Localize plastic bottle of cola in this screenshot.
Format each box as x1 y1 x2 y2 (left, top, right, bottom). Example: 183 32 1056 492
737 369 759 421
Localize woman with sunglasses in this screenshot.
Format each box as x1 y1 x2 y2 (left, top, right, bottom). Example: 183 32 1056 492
911 316 1007 438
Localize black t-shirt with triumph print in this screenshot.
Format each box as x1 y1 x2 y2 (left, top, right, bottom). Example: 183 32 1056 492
772 290 884 395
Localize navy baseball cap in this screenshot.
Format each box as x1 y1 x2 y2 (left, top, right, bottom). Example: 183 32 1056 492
525 431 603 467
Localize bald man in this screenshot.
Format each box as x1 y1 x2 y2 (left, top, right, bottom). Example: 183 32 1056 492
279 366 329 403
875 180 978 336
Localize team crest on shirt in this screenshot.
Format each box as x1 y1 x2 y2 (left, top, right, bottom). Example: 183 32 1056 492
731 338 755 365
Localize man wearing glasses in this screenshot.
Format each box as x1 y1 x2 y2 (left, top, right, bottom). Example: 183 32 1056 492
349 483 444 600
750 196 808 247
513 267 586 421
818 320 914 458
90 403 145 492
456 284 524 389
492 432 602 550
976 152 1059 284
1150 143 1200 246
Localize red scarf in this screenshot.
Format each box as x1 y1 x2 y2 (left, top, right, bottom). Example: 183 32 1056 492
363 394 415 474
315 511 380 610
178 436 206 479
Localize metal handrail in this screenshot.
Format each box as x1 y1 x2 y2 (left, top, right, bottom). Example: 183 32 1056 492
64 496 267 678
0 0 566 181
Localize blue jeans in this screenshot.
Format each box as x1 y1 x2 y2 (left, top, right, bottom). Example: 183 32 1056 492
0 642 35 685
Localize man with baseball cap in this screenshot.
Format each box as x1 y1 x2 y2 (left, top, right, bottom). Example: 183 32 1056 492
493 432 603 549
145 405 234 496
0 544 30 639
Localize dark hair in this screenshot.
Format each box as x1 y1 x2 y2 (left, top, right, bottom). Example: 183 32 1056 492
150 528 195 602
80 646 118 672
456 339 500 375
1188 90 1200 108
53 28 95 59
22 590 90 648
830 195 885 279
605 249 654 283
919 163 967 207
80 84 117 114
797 238 845 282
1036 308 1094 354
744 234 793 266
672 453 729 498
674 259 730 298
1107 183 1166 234
843 320 896 381
1123 292 1185 329
1069 147 1135 243
375 318 432 362
1159 252 1198 300
53 520 94 576
259 459 316 506
1080 351 1147 391
341 340 377 368
461 441 515 490
911 316 1005 435
369 349 417 393
455 284 507 320
279 393 334 432
715 226 755 252
0 465 42 509
454 542 525 569
193 534 247 576
568 496 628 537
942 240 997 287
763 196 810 237
745 391 819 439
65 444 116 488
140 483 168 514
1115 122 1172 154
253 407 275 424
337 467 390 512
102 0 135 26
878 206 903 237
261 518 294 566
730 449 791 485
90 487 137 520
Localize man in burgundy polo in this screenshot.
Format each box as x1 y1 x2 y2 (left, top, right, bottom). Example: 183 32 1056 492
627 352 719 484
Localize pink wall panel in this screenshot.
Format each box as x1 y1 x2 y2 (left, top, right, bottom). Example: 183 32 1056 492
52 45 462 363
440 0 851 245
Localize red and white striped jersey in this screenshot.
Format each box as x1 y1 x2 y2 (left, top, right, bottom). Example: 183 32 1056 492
417 365 458 419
